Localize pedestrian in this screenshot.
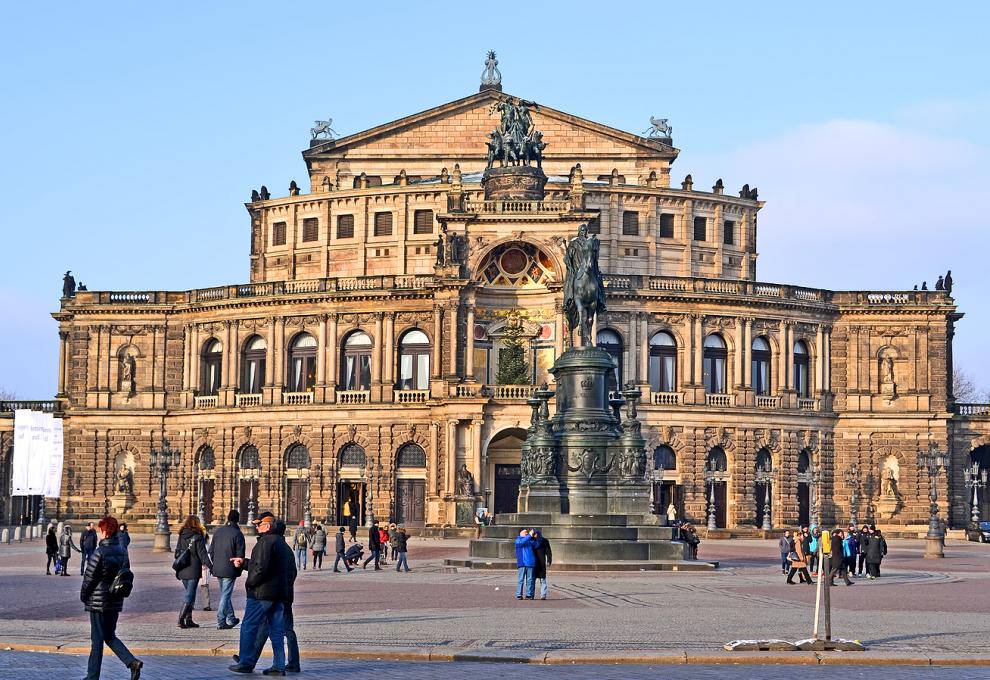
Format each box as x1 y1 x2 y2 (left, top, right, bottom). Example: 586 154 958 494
333 526 353 573
666 502 677 524
46 524 58 575
856 525 870 575
828 529 853 586
809 526 821 575
389 523 399 561
778 531 793 574
785 531 813 585
80 522 99 575
874 528 888 577
59 524 81 577
80 515 143 680
209 509 245 630
119 524 131 551
864 526 884 580
393 525 410 573
840 528 858 586
348 513 359 543
228 512 295 675
377 523 390 566
293 521 309 571
514 529 537 600
310 523 327 570
680 523 700 559
172 515 213 629
342 499 353 537
532 529 552 600
362 520 383 570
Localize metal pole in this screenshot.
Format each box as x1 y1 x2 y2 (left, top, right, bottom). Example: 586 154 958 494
823 552 832 641
812 541 823 640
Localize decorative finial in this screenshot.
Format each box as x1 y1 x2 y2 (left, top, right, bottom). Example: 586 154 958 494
480 50 502 91
644 117 672 140
311 117 337 140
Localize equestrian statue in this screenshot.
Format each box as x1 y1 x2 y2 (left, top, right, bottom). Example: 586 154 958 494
563 224 608 347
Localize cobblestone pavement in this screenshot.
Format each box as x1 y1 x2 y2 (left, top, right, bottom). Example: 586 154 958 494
0 536 987 658
1 652 988 679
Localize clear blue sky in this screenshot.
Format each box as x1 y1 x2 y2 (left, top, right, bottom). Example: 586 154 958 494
2 2 988 398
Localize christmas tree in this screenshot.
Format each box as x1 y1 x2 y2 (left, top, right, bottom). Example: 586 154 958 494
496 320 530 384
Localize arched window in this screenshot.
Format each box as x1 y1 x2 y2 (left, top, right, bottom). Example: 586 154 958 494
397 330 430 390
648 332 677 392
241 335 267 394
702 334 727 394
751 336 772 396
198 446 216 471
756 448 773 472
286 444 310 470
288 333 317 392
597 329 623 390
339 443 366 468
793 340 810 398
239 445 261 471
706 446 728 472
341 331 372 390
797 450 811 474
200 339 222 396
653 445 677 471
396 443 427 468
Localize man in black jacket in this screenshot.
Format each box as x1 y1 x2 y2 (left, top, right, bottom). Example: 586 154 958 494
333 526 352 573
81 516 142 680
80 522 98 575
362 520 382 570
210 509 246 630
229 512 296 675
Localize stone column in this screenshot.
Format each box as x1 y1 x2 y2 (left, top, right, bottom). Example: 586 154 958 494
735 317 745 388
472 419 484 496
448 303 458 376
274 317 285 389
639 315 649 385
432 305 443 379
627 313 638 384
693 315 703 385
230 320 240 392
317 315 327 385
743 318 753 387
265 318 276 387
446 419 458 497
327 314 338 389
784 322 793 390
57 331 68 396
182 325 191 390
372 313 383 384
815 324 824 396
465 305 476 379
429 421 439 496
222 321 233 389
776 324 786 393
190 324 200 392
823 327 832 393
383 312 395 385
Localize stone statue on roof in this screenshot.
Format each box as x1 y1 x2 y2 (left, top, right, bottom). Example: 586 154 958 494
644 117 672 139
485 98 547 169
480 50 501 89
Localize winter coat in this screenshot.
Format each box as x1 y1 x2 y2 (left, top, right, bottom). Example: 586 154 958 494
789 536 809 569
209 521 246 579
393 529 408 553
58 530 79 558
842 535 858 558
335 530 346 553
292 527 309 550
45 530 58 556
533 536 553 579
242 531 296 602
80 535 129 613
778 536 792 555
368 526 382 550
174 527 212 580
80 528 98 552
119 530 130 550
514 535 537 568
864 534 885 563
273 521 298 604
311 528 328 552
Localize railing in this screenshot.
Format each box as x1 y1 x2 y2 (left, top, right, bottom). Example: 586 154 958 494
0 400 59 413
793 287 823 301
394 389 429 404
705 393 735 407
755 395 782 409
455 384 479 398
235 393 262 407
704 280 740 294
650 391 683 406
337 390 369 405
464 199 570 214
393 275 433 289
283 391 314 405
648 277 690 291
236 282 276 298
955 403 990 416
603 275 633 289
192 286 229 303
194 395 218 408
489 384 538 400
338 277 385 291
284 280 324 294
798 398 819 411
106 291 155 303
866 293 911 304
753 284 781 297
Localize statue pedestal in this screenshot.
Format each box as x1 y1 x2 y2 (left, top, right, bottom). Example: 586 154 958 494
454 498 477 527
110 493 134 516
482 166 547 201
152 530 172 553
876 495 901 520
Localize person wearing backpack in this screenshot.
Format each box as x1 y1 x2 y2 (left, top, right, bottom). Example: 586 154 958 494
173 515 213 629
80 515 142 680
293 521 309 571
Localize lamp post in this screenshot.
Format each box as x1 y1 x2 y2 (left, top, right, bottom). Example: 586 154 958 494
963 462 988 525
303 480 313 529
150 438 180 553
755 464 773 532
361 464 370 527
246 477 258 534
197 476 206 526
810 463 822 526
917 443 946 559
843 462 860 528
704 459 726 531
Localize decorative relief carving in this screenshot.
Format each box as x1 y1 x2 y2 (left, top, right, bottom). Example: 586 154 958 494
704 317 737 332
704 426 736 451
755 428 781 453
801 430 820 453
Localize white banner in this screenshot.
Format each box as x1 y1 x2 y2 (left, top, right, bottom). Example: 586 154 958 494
12 409 62 497
11 409 32 496
44 417 64 498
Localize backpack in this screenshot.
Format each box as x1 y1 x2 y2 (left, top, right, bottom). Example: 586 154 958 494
296 531 308 547
110 566 134 598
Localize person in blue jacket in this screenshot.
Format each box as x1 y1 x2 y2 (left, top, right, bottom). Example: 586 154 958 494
514 529 537 600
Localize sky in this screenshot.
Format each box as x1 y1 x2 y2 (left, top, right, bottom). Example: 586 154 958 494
1 2 988 398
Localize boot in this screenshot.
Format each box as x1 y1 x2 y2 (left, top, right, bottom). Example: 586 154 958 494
184 603 200 628
178 604 190 629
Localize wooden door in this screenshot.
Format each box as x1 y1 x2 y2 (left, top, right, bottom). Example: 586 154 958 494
239 480 253 520
285 479 306 525
798 483 810 526
494 464 520 515
337 481 365 526
201 479 215 525
715 482 727 528
395 479 426 527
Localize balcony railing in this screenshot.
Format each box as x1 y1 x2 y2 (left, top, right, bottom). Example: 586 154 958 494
394 389 429 404
798 398 819 411
956 403 990 416
283 391 314 405
194 395 218 409
488 384 538 400
455 384 479 398
705 393 735 408
235 393 262 407
337 390 369 405
755 395 781 409
650 391 683 406
464 199 570 214
0 400 59 414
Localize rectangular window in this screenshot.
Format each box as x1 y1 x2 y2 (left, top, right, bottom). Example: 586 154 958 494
336 215 354 239
302 218 318 243
374 212 393 237
272 222 287 246
622 211 639 236
659 213 675 238
413 209 434 234
723 220 735 245
586 209 602 234
693 216 707 241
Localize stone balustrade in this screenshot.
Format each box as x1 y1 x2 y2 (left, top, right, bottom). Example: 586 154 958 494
283 391 314 405
0 400 59 414
488 384 538 400
194 395 218 409
650 391 683 406
337 390 369 405
705 393 735 408
235 393 262 407
755 395 782 409
464 199 570 214
798 398 819 411
394 389 429 404
956 403 990 416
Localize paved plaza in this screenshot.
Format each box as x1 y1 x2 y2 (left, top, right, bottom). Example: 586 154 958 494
0 534 988 674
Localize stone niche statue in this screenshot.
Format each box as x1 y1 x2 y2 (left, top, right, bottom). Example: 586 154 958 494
111 451 136 514
455 463 475 497
879 351 897 399
876 454 902 519
118 351 137 396
563 224 608 346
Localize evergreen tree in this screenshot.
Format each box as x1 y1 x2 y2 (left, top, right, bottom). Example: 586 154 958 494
496 322 530 384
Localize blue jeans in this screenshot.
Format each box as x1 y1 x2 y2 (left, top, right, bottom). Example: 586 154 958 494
251 602 299 671
86 610 135 680
296 547 307 569
217 577 237 626
516 566 534 598
536 576 549 599
780 554 789 571
181 578 199 605
395 551 409 572
362 548 380 569
238 598 285 671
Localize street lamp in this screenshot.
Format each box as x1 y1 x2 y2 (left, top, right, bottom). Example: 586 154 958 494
755 464 773 531
150 437 181 553
810 463 822 526
197 476 206 526
704 459 726 531
843 462 860 528
246 477 258 530
917 443 946 559
963 462 988 525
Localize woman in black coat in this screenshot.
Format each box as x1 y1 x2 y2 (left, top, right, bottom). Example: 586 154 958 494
863 529 884 579
532 530 552 600
173 515 212 628
45 525 58 575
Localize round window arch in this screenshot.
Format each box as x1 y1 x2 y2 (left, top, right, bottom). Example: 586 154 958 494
706 446 728 472
197 446 216 471
755 448 773 471
239 445 261 471
339 443 367 468
341 331 373 390
286 444 310 470
703 334 727 394
648 331 677 392
396 443 427 468
477 241 556 287
653 445 677 471
397 330 431 391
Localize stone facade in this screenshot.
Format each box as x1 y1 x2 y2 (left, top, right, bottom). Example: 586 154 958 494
3 86 989 532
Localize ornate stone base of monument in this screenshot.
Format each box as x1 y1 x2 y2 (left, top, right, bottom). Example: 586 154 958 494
454 498 478 527
152 530 172 553
109 492 135 516
482 165 547 200
875 496 901 520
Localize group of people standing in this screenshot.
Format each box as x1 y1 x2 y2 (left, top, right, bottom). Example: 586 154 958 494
513 529 552 600
45 521 130 576
779 523 889 585
288 519 411 573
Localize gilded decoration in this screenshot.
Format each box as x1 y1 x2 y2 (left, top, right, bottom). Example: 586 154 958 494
477 242 556 288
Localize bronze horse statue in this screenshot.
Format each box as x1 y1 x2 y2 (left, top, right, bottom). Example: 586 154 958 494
563 224 607 347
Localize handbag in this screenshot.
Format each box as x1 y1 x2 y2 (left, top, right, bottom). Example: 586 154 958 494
172 537 195 572
787 551 799 562
54 556 62 573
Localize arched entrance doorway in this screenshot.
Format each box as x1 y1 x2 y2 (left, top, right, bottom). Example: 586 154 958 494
284 444 311 525
796 450 812 526
337 443 367 526
237 445 261 522
705 447 729 528
196 445 216 525
394 443 426 526
970 446 990 521
651 445 681 518
486 428 526 515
